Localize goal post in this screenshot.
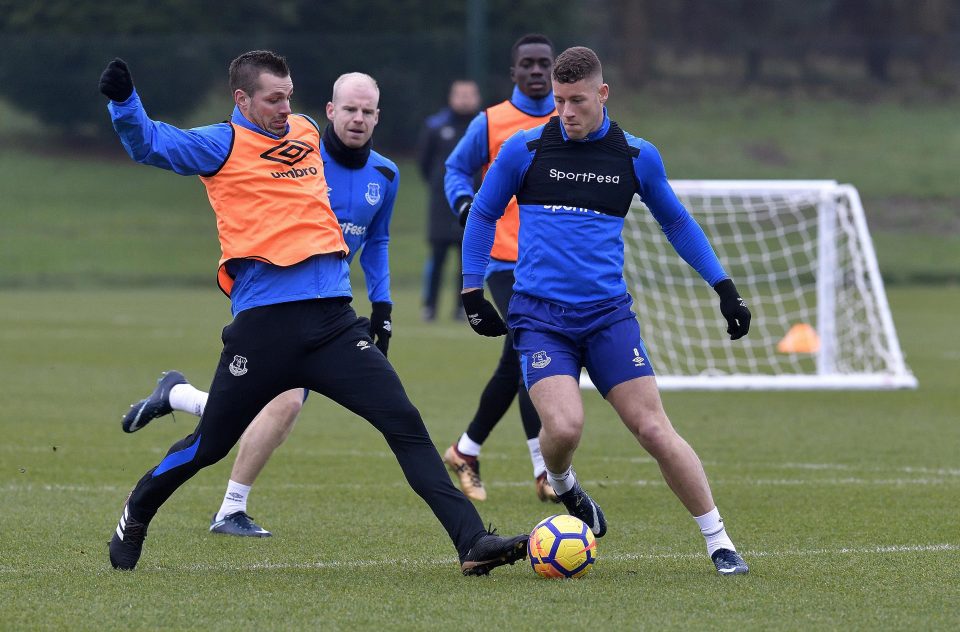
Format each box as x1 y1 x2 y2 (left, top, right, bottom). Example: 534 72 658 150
581 180 917 391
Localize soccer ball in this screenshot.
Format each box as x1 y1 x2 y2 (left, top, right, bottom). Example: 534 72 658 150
528 514 597 578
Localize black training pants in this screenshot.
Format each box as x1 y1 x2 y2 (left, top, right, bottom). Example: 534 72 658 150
126 298 486 559
422 240 462 314
464 270 542 444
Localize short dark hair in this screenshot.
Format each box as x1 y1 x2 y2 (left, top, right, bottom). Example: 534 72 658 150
228 50 290 95
511 33 554 65
449 78 479 93
552 46 602 84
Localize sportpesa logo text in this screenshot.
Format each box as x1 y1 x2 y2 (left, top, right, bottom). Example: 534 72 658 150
549 168 621 184
340 222 367 236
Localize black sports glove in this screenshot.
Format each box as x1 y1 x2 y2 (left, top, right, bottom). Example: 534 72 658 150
461 289 507 337
99 58 134 102
714 278 751 340
454 196 473 227
369 302 392 357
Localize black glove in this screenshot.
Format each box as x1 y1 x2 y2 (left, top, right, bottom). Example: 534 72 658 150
461 289 507 337
454 196 472 227
99 58 134 102
714 279 751 340
369 302 392 356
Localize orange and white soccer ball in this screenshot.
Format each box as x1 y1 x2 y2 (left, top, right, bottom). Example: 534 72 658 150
528 514 597 578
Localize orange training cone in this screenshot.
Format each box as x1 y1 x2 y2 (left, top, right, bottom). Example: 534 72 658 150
777 323 821 354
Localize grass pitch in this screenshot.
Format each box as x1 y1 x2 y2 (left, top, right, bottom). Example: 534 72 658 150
1 92 958 629
1 285 957 630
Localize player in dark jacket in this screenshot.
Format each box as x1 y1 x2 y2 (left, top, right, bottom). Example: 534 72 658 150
417 79 480 322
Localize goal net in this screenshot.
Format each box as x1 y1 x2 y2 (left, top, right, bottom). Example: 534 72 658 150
583 180 916 390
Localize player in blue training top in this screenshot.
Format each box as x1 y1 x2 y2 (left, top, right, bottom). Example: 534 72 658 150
460 46 753 576
118 73 399 538
440 34 559 504
101 51 529 574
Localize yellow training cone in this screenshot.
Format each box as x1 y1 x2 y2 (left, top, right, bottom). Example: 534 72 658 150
777 323 821 354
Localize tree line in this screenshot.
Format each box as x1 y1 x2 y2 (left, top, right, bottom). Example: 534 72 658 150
1 0 956 150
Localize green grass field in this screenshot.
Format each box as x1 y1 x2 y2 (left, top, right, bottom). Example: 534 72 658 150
1 285 958 630
1 92 958 629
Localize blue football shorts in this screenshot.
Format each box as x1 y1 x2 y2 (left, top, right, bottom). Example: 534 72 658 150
507 292 655 397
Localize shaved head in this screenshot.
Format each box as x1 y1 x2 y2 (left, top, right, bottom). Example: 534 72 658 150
331 72 379 104
326 72 381 149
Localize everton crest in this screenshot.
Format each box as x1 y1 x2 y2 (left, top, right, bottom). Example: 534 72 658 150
364 182 381 205
531 351 551 369
229 355 249 377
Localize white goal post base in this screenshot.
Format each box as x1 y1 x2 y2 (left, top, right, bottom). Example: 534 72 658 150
579 180 916 392
580 372 918 391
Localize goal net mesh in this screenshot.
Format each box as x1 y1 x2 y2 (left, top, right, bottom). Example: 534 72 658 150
615 181 915 390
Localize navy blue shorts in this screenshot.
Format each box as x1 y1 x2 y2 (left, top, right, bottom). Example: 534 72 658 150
507 292 655 397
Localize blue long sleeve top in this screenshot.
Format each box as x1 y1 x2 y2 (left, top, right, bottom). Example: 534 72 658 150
108 90 395 315
324 141 398 305
462 108 728 306
443 86 555 278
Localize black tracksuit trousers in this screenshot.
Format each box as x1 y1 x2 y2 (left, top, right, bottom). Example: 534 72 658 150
126 298 486 560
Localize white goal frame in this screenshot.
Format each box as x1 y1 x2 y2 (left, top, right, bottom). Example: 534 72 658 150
580 180 917 391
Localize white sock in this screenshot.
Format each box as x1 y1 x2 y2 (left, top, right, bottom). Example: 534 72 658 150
457 432 482 458
215 480 251 521
694 507 736 557
547 466 576 495
169 383 208 417
527 437 547 478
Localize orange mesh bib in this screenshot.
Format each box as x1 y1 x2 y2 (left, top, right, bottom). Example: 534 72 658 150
484 101 555 262
200 115 347 296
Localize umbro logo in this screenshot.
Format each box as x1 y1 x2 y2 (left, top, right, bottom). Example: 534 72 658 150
260 140 315 166
357 340 372 351
632 348 645 367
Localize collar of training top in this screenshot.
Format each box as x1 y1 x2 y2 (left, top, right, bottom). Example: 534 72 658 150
322 124 371 169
